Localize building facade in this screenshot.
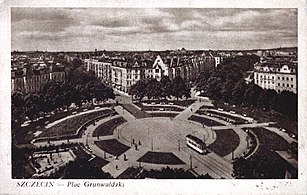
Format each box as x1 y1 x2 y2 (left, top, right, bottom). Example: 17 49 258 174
11 71 66 94
254 61 297 94
83 52 219 93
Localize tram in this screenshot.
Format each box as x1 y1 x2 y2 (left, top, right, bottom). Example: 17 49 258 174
186 134 207 154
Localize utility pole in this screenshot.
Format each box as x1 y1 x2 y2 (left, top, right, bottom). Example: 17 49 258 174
131 135 132 146
178 140 180 151
190 155 193 170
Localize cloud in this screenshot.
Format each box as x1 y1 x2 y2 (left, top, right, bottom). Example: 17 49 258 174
11 8 297 51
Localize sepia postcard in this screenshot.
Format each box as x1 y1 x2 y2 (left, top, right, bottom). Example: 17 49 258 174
0 0 306 194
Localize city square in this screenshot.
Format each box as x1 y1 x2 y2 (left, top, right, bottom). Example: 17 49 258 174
9 7 298 181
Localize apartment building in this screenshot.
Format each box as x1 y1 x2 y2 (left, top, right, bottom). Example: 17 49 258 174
254 59 297 94
11 71 66 93
83 52 219 93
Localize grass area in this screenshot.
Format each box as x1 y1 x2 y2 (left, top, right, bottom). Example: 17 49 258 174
188 115 224 126
241 129 258 158
94 139 130 156
38 109 113 138
234 128 297 179
14 104 115 145
72 144 92 160
137 151 185 165
122 104 150 118
207 129 240 157
92 117 127 137
197 110 247 124
149 112 179 118
138 99 196 107
89 157 109 169
117 167 142 179
138 166 196 179
250 128 289 152
139 105 184 112
214 101 298 137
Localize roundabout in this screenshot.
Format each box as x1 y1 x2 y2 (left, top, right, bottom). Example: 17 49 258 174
117 117 216 152
30 100 275 179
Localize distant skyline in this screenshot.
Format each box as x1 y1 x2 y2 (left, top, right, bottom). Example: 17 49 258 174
11 8 297 52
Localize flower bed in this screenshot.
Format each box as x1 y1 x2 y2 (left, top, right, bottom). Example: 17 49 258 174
207 129 240 157
94 139 130 156
137 151 185 165
38 109 113 138
92 117 127 137
188 115 224 126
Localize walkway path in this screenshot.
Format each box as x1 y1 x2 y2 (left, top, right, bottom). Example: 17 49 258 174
114 105 136 121
174 101 206 120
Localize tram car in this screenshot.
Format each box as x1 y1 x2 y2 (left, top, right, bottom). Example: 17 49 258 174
186 134 207 154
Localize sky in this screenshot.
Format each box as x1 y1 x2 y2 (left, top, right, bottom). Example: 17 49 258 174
11 8 297 51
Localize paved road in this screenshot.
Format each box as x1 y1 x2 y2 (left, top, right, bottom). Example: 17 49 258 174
30 89 296 179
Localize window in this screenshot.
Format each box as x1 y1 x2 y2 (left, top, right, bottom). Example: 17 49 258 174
291 78 293 81
291 84 293 87
135 75 138 79
286 77 289 81
278 77 280 80
282 77 284 80
282 83 285 87
287 84 289 87
272 76 274 80
155 69 159 73
278 83 280 86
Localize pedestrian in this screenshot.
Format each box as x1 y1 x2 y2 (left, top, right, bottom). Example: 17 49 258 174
132 139 135 144
124 154 127 161
135 144 138 150
116 165 118 170
138 140 141 146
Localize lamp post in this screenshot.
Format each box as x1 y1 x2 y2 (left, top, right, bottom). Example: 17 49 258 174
190 155 193 170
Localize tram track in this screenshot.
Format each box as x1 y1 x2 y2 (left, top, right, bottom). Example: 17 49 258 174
142 119 233 179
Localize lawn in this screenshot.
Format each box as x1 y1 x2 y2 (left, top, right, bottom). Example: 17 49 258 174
213 101 298 137
207 129 240 157
196 110 247 124
149 112 179 118
94 139 130 156
188 115 224 126
72 144 92 160
117 167 142 179
122 104 150 118
89 157 109 168
250 128 289 152
234 128 297 179
138 99 195 107
137 151 185 165
38 109 113 138
92 117 127 137
135 103 184 112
